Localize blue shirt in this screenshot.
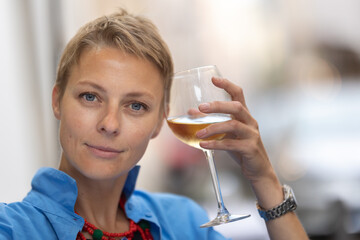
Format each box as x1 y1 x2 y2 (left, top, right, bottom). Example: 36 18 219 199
0 167 227 239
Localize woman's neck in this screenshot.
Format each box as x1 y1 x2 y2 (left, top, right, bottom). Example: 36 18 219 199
59 161 130 233
76 176 129 232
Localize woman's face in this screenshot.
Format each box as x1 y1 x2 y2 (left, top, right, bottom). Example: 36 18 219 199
52 47 164 180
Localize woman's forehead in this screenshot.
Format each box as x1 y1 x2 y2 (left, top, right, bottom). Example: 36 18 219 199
66 47 164 96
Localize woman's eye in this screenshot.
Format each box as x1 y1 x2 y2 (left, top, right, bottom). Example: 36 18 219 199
81 93 97 102
130 102 146 111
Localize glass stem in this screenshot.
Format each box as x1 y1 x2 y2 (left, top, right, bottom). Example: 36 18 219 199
203 149 229 215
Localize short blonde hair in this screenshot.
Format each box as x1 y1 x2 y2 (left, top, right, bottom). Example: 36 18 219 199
55 9 173 101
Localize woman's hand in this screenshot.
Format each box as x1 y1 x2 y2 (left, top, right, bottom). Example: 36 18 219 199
196 77 273 184
196 77 308 240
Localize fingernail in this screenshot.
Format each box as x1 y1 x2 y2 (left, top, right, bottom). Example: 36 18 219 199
200 141 210 148
196 128 207 138
199 103 210 111
212 77 223 82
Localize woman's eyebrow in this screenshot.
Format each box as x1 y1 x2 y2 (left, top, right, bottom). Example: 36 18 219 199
76 81 107 93
125 92 155 100
77 81 156 100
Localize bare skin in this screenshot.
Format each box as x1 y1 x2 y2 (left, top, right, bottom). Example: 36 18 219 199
196 77 309 240
52 45 307 238
52 47 164 234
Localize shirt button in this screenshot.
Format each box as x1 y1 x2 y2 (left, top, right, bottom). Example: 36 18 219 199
145 212 152 218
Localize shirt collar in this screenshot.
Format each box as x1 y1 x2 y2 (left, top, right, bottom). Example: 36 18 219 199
23 167 84 240
25 166 141 212
23 166 141 239
122 165 141 200
25 167 78 214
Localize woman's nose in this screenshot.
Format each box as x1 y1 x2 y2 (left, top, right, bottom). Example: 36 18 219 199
97 107 120 136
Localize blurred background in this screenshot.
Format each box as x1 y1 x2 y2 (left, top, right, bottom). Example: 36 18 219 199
1 0 360 239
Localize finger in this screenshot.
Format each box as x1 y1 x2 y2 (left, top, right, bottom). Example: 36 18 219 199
187 108 207 118
198 101 257 127
199 138 251 152
212 77 248 109
196 119 256 140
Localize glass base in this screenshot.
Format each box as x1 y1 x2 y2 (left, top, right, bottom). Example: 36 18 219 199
200 213 251 228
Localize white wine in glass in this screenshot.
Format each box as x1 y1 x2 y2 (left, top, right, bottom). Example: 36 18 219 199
166 65 250 228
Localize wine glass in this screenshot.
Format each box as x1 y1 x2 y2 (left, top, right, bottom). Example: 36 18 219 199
165 65 250 228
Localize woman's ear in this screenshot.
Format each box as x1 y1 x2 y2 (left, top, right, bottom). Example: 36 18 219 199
52 86 61 120
164 102 170 117
151 103 169 139
151 111 166 139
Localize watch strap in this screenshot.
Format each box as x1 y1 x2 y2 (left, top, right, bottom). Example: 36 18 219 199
256 184 297 222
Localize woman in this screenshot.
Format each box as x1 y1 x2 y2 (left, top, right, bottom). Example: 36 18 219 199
0 9 308 240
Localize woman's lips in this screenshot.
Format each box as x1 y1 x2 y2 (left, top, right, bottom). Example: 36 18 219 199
85 143 123 159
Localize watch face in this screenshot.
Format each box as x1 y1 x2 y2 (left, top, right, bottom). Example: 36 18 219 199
288 187 298 210
284 185 298 205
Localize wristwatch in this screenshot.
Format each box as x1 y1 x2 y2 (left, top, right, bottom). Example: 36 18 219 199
256 184 297 222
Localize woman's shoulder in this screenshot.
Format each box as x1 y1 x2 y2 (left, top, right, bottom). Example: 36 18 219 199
0 200 47 225
0 201 46 238
0 201 34 219
0 200 81 240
